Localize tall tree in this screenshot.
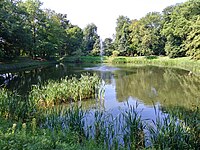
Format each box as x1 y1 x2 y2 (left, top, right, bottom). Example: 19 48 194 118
129 19 142 56
161 0 200 58
0 0 31 59
83 23 99 55
103 38 114 56
114 15 131 55
65 25 84 56
185 18 200 60
139 12 165 56
20 0 43 58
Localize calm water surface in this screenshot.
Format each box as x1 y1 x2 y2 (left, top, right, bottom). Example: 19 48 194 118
0 63 199 119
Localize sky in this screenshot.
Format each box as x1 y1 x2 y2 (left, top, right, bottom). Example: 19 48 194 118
40 0 187 39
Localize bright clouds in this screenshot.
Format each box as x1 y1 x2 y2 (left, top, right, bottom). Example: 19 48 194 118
40 0 187 39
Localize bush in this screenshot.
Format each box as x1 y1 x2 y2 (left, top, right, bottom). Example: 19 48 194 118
112 50 120 57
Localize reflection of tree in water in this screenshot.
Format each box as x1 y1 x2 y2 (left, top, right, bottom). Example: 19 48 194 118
115 66 165 102
115 66 200 110
0 64 80 95
99 71 113 85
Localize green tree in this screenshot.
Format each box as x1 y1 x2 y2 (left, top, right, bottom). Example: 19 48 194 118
20 0 43 58
36 10 65 58
90 37 101 56
103 38 114 56
129 19 142 56
114 15 131 55
83 23 99 55
161 0 200 58
139 12 165 56
0 0 31 59
185 17 200 60
65 25 84 56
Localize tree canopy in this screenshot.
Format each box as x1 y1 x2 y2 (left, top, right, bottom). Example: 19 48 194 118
0 0 199 60
113 0 200 59
0 0 100 60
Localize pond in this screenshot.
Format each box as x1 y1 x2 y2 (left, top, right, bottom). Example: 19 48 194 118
0 63 199 119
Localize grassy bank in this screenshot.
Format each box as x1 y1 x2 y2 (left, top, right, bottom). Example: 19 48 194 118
0 56 58 73
59 56 102 63
106 56 200 75
1 56 200 75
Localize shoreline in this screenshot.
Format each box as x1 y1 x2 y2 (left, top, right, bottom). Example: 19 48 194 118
0 56 200 75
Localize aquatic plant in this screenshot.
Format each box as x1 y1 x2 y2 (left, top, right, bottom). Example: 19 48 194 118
0 89 36 121
121 103 145 149
30 73 101 107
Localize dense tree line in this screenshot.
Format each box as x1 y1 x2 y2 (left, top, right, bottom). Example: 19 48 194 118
104 0 200 60
0 0 101 60
0 0 199 61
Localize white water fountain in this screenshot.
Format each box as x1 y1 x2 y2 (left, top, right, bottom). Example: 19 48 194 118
100 39 104 63
85 38 119 72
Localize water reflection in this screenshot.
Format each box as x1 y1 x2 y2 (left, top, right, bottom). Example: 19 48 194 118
0 64 199 112
114 66 200 109
0 64 88 95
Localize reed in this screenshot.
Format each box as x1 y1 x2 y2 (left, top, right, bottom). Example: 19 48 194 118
0 89 36 121
121 103 145 149
0 78 199 149
0 103 199 149
30 73 101 107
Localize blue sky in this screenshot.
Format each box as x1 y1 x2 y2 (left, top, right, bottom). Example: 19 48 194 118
40 0 187 39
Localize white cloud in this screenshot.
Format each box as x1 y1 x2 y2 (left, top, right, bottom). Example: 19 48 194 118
40 0 187 39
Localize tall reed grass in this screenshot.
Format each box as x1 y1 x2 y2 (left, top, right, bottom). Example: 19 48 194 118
30 73 101 107
0 89 36 121
0 73 101 121
0 102 199 149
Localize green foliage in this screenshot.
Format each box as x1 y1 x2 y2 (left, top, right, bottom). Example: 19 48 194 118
148 115 191 149
185 18 200 60
102 38 114 56
122 103 145 149
90 38 101 56
107 56 200 74
0 103 198 149
112 0 199 60
30 73 101 106
161 0 200 58
112 57 127 64
112 50 120 57
1 0 199 61
114 15 131 55
66 25 84 56
83 23 100 55
0 89 38 121
129 12 165 56
0 0 31 59
0 0 87 60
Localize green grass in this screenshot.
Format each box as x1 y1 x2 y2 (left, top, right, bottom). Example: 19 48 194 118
59 56 103 63
0 73 101 121
107 56 200 75
0 56 58 72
